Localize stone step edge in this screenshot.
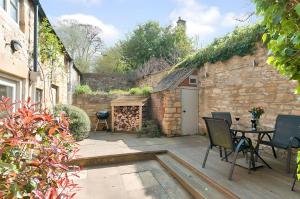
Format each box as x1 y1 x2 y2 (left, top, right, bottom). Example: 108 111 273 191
69 150 168 167
156 154 208 199
166 152 240 199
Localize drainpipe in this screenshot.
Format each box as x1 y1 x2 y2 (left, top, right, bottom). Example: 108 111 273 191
33 0 39 72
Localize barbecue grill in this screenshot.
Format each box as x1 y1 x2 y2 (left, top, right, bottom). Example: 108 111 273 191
95 111 109 131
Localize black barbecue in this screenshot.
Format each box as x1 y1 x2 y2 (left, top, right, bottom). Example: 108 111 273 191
96 111 109 120
95 111 109 131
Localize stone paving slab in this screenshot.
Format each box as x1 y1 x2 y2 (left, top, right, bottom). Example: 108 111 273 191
76 132 300 199
74 160 192 199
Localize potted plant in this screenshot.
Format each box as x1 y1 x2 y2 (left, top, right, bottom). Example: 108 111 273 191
249 106 265 127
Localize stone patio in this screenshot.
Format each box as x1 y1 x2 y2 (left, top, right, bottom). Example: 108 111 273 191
76 132 300 199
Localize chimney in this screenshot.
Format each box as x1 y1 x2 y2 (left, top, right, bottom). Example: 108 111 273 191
176 17 186 29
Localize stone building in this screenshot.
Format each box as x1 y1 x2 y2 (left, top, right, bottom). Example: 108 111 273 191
151 46 299 137
151 67 199 136
0 0 81 108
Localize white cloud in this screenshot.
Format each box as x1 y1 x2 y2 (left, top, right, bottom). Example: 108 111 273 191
169 0 252 44
57 13 120 46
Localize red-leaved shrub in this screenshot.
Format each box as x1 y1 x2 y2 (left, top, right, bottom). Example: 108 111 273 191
0 97 79 198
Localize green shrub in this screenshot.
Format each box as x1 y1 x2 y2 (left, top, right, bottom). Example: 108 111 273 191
141 86 153 95
74 85 93 95
129 87 143 95
174 24 263 69
137 120 162 138
54 104 91 141
129 87 153 96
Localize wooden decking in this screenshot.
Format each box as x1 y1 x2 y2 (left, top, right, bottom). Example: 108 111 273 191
77 132 300 199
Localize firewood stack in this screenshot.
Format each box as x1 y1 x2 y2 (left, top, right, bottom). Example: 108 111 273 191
113 106 140 131
111 96 149 133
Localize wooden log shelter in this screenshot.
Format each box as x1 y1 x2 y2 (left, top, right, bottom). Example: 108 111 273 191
111 96 149 132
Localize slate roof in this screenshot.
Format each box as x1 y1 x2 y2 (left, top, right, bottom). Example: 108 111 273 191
153 67 195 93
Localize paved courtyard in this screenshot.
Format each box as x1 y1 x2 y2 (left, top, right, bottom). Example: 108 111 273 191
76 132 300 199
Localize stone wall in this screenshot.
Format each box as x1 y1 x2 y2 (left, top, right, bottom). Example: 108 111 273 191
0 1 79 108
150 45 299 140
72 94 118 131
136 70 168 88
151 89 181 136
81 73 134 92
197 46 299 134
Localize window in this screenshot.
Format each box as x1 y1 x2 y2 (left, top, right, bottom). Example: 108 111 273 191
9 0 18 23
51 85 59 106
0 0 5 9
35 88 43 110
189 75 198 85
0 78 16 102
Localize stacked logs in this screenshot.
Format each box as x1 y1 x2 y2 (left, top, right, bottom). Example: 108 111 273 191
113 106 140 132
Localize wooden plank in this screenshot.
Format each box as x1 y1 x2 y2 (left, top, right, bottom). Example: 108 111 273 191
69 150 168 167
111 105 115 132
157 154 228 199
139 105 143 130
167 152 240 199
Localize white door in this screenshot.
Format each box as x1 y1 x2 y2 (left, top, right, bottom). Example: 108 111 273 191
181 89 199 135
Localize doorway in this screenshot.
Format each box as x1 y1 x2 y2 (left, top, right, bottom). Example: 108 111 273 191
181 89 199 135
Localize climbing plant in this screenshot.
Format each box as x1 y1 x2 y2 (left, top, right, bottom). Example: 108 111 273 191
174 24 263 69
39 18 63 65
252 0 300 93
39 18 65 107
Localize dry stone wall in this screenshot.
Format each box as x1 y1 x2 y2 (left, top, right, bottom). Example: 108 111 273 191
151 89 182 136
198 46 300 134
136 70 168 88
81 73 134 92
72 94 118 131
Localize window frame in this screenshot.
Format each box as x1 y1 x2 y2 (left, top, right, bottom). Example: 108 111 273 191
0 78 17 102
51 84 59 106
35 88 43 110
189 75 198 86
9 0 19 24
0 0 6 10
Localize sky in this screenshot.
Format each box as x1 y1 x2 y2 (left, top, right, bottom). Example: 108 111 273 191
40 0 256 48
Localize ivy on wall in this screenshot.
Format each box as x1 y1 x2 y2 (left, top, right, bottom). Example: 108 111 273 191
38 18 65 108
174 24 264 69
39 18 63 65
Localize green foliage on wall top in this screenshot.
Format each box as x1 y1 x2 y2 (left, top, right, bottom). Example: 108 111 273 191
174 24 264 69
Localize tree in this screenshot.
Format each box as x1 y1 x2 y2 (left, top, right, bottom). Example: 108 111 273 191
252 0 300 92
120 21 193 72
135 57 170 78
93 44 124 74
55 19 104 73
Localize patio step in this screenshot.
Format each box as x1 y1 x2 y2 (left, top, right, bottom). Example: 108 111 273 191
156 153 239 199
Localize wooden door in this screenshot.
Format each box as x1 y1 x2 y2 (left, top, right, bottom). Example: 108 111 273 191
181 89 199 135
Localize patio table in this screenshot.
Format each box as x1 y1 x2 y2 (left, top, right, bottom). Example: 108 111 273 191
230 124 275 169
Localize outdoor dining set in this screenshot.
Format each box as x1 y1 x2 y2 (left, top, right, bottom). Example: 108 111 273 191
201 111 300 190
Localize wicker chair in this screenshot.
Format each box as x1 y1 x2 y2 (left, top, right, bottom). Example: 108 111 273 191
202 117 255 180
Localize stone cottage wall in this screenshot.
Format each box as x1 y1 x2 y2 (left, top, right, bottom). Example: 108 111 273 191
0 1 78 108
81 73 134 92
197 46 299 134
136 70 168 88
73 94 117 130
151 89 181 136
